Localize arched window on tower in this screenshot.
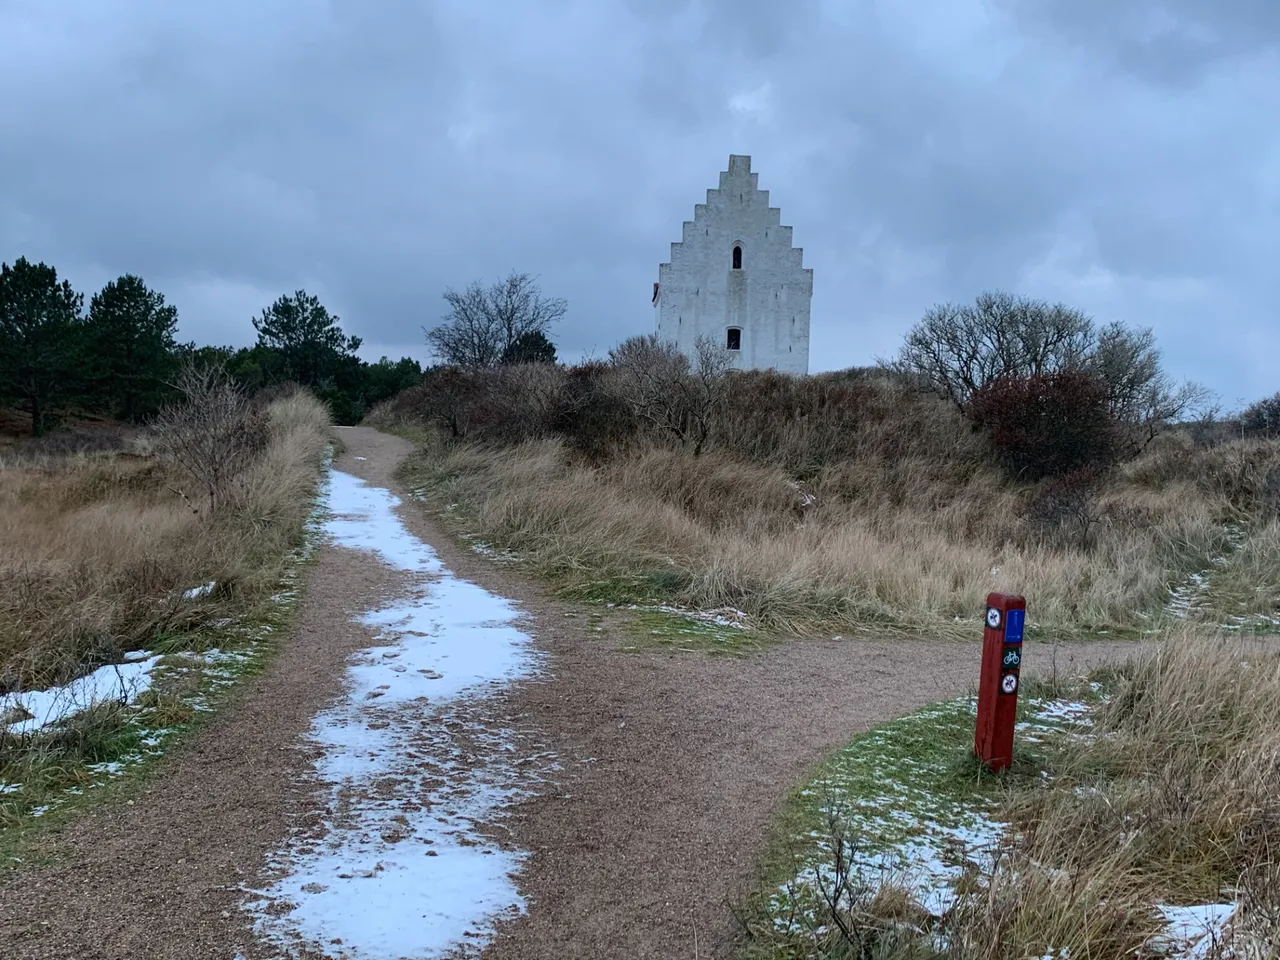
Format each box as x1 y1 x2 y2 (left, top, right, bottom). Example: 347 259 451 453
726 327 741 351
732 245 743 270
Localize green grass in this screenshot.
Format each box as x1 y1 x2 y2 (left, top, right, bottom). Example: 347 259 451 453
604 606 775 655
739 684 1109 958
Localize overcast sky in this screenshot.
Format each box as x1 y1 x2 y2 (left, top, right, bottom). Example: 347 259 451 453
2 0 1276 406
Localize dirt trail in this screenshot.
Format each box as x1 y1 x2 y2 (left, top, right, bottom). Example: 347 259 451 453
0 428 1140 959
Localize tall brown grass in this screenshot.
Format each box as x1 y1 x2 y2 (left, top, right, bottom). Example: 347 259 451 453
398 404 1280 636
950 629 1280 957
0 388 331 689
738 628 1280 959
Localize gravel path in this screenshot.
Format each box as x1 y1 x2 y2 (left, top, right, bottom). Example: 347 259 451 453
0 428 1141 959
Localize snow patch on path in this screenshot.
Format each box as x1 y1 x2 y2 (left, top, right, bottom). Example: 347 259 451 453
246 468 547 959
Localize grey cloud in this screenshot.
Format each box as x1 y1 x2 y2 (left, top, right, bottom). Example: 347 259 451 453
1 0 1276 401
1001 0 1280 84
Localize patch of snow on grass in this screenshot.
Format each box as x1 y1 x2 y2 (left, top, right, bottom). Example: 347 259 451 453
1168 573 1211 619
1 656 163 734
1148 902 1237 959
467 539 523 565
623 602 751 630
247 468 546 960
772 699 1004 926
774 697 1100 930
1163 524 1280 632
182 581 217 600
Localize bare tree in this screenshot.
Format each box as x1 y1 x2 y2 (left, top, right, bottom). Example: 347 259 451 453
607 334 731 455
889 291 1094 410
150 362 269 515
1087 321 1212 450
890 291 1213 448
1241 391 1280 439
425 272 566 369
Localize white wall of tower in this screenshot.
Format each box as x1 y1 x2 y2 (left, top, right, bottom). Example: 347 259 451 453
654 155 812 375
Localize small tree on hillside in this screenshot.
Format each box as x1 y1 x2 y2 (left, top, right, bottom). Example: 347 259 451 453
608 334 731 456
253 290 361 389
1241 392 1280 439
892 290 1209 450
411 366 486 439
0 257 85 437
426 272 566 369
151 363 269 515
83 274 179 422
1087 321 1211 450
892 291 1094 410
501 329 558 365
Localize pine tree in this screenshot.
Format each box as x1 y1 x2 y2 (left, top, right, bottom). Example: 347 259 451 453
252 290 361 388
0 257 84 436
84 274 179 421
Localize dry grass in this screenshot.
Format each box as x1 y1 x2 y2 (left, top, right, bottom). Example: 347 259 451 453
739 628 1280 959
946 629 1280 958
403 423 1280 637
0 389 331 689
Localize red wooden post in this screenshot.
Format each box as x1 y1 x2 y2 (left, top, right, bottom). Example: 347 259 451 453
974 592 1026 772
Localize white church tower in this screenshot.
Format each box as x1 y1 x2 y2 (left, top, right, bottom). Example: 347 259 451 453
653 154 812 375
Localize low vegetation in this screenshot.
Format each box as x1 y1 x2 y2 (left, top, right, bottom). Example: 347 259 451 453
740 629 1280 958
373 353 1278 640
0 368 331 828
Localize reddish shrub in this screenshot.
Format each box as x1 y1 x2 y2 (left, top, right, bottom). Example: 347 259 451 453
969 371 1120 480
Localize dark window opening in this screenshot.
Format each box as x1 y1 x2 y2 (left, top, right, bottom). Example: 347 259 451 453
727 328 741 351
732 245 743 269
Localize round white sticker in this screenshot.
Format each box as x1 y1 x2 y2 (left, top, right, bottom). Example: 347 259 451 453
986 607 1001 629
1001 674 1018 694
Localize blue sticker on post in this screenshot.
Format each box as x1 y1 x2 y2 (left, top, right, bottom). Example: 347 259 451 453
1004 608 1025 644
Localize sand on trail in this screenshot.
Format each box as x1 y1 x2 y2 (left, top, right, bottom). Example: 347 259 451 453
0 427 1140 959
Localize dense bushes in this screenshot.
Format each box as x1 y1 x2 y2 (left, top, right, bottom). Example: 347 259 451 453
969 371 1120 480
375 339 1280 638
371 356 986 480
1241 391 1280 439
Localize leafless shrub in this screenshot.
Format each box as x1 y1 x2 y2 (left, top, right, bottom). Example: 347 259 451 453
483 362 567 444
891 291 1212 451
150 362 270 515
608 334 731 456
1022 466 1108 550
425 271 566 369
735 808 934 960
547 361 641 462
